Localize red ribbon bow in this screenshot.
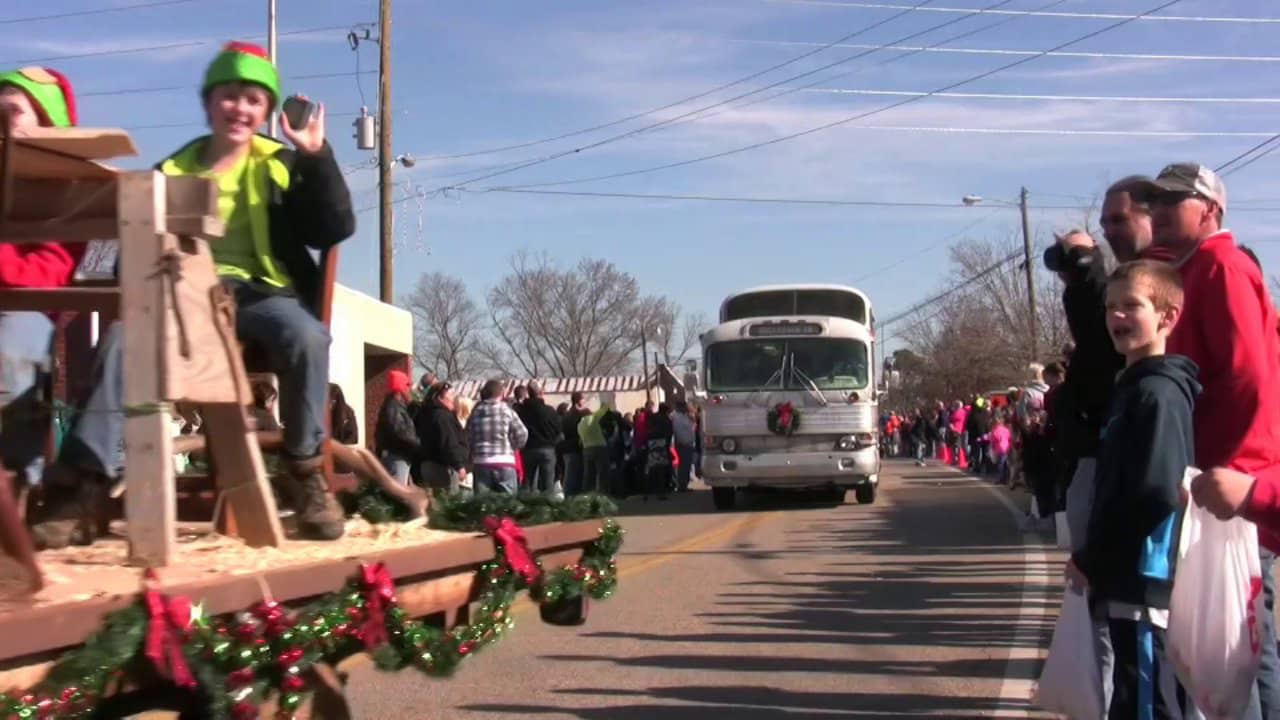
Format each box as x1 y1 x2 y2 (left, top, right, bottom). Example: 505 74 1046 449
483 516 542 586
142 570 196 689
777 403 794 426
358 562 397 649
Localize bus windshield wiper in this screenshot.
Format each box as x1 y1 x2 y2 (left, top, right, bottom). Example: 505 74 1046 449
747 355 788 407
790 358 830 407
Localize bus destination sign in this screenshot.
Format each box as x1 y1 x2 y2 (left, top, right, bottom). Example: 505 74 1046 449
748 322 823 337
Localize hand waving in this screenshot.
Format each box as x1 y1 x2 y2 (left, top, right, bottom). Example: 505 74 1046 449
281 95 326 155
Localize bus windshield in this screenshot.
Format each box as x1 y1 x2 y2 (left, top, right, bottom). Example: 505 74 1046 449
705 338 870 392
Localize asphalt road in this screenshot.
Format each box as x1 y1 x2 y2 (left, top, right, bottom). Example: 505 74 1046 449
346 460 1064 719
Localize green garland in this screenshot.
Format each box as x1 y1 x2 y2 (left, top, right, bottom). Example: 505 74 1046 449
348 485 618 528
0 519 623 720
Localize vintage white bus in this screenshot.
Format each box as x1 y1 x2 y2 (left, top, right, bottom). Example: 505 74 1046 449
699 284 879 510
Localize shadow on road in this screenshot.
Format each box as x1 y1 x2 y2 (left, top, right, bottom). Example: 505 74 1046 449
608 483 849 519
463 683 1015 718
463 460 1057 718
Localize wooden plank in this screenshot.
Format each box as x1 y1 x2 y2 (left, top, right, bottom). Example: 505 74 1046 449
165 175 222 240
2 146 116 180
0 217 117 244
0 520 605 663
6 127 137 161
397 571 475 620
199 403 284 548
0 287 118 313
116 171 176 567
161 237 248 405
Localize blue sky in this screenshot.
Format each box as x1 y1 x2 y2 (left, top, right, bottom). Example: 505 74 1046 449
14 0 1280 355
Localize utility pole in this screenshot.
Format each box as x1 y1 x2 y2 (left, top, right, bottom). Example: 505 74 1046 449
378 0 394 303
640 327 651 404
267 0 278 138
1019 186 1039 362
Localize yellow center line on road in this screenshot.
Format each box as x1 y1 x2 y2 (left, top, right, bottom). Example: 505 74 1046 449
335 509 786 681
511 509 783 617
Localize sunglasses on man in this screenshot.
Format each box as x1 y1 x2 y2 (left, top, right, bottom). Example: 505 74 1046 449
1151 191 1211 207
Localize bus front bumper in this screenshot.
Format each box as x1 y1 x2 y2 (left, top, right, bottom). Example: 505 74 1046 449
701 448 880 490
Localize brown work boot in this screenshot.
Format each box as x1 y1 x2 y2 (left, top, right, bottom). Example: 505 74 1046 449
27 464 108 550
285 456 345 541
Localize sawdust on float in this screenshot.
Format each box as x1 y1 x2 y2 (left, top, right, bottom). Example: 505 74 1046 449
0 518 470 612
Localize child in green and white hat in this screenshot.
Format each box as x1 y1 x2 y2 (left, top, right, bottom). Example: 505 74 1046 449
29 45 356 548
0 67 85 497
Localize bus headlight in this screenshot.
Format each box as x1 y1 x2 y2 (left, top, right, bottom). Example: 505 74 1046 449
720 437 738 454
855 432 876 448
835 435 856 451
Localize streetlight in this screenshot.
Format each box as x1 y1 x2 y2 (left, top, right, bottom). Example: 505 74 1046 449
639 323 664 403
961 190 1039 362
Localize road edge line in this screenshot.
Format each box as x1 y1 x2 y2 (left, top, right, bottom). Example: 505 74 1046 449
934 461 1052 719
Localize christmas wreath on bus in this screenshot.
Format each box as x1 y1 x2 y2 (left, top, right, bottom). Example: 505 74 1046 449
767 402 801 436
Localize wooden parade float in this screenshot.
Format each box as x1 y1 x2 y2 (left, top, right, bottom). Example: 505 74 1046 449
0 123 622 719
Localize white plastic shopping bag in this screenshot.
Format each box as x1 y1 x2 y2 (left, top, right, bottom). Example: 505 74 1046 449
1033 587 1105 719
1168 471 1264 720
1054 511 1071 549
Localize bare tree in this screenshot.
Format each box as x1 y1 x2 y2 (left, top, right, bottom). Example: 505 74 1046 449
402 272 486 379
484 253 673 377
891 233 1071 404
632 299 706 368
662 310 709 367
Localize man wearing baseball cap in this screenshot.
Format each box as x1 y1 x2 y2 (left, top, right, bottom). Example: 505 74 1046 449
1131 164 1280 537
1146 163 1280 715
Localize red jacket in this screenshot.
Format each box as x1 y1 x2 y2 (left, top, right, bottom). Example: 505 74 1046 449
1165 231 1280 550
0 242 84 288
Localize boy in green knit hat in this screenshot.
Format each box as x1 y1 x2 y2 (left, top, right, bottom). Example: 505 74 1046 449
30 43 355 546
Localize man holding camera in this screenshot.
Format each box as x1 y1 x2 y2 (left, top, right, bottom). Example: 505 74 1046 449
1045 176 1154 540
1043 176 1154 706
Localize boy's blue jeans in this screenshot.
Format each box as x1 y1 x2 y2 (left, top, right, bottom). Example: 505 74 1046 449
61 282 331 476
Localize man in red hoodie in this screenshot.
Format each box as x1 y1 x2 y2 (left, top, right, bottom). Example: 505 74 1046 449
1148 163 1280 720
0 68 84 485
1132 165 1280 552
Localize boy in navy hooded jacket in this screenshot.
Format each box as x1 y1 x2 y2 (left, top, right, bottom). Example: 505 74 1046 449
1068 260 1198 719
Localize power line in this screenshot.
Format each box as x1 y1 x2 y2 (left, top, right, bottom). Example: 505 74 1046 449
1221 143 1280 178
879 250 1022 327
80 70 376 98
483 188 1002 209
737 38 1280 64
435 0 1027 189
764 0 1280 24
369 186 1280 214
125 110 361 132
595 0 1067 146
419 0 937 162
854 210 1001 283
0 0 197 25
820 125 1280 138
487 1 1186 192
0 24 356 67
1217 133 1280 174
420 0 1054 172
807 88 1280 105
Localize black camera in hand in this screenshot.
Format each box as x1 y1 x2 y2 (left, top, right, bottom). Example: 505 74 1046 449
1043 243 1093 273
